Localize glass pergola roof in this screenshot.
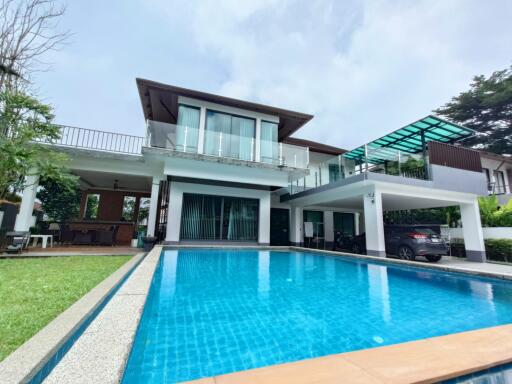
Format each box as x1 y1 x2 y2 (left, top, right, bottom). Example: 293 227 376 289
343 115 475 164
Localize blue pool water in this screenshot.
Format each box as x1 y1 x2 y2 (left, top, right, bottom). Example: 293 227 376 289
122 249 512 383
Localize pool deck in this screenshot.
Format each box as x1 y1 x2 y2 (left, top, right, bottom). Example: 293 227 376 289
4 246 512 383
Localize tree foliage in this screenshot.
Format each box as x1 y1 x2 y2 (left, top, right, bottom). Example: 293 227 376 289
0 90 75 199
478 195 512 227
434 66 512 154
37 177 80 221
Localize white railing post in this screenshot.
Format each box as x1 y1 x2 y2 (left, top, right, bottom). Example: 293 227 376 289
279 143 283 166
183 126 188 152
218 132 223 157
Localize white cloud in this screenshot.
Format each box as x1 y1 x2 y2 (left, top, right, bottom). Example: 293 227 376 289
147 0 512 149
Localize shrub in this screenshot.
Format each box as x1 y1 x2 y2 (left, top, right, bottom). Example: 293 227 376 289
449 238 512 263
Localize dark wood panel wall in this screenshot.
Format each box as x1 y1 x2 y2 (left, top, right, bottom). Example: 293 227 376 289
79 189 150 222
428 141 482 173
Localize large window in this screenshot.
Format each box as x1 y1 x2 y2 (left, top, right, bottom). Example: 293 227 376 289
204 110 255 161
84 193 100 219
260 120 278 164
333 212 355 237
180 194 259 241
176 104 200 152
122 196 136 221
303 210 324 237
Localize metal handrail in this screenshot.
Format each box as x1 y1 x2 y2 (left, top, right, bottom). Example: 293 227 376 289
36 125 144 155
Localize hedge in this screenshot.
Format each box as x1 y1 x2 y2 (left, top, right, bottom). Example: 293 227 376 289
450 238 512 263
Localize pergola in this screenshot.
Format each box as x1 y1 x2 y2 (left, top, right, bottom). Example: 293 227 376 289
342 115 475 177
343 115 475 164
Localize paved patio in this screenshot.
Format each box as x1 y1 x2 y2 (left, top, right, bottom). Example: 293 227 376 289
1 245 140 257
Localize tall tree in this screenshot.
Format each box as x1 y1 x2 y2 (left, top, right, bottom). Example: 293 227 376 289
434 66 512 154
0 0 69 92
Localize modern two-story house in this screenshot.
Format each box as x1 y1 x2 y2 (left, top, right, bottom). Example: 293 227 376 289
14 79 489 262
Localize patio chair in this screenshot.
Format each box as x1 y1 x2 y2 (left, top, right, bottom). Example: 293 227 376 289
4 231 30 254
59 224 74 245
96 226 119 246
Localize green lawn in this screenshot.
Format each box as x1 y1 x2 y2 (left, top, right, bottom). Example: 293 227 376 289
0 255 132 362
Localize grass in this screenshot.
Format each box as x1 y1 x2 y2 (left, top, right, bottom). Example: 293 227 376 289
0 255 132 362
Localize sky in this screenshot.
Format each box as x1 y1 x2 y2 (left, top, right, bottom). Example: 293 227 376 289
36 0 512 150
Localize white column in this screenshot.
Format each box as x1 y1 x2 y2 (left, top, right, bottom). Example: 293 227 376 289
14 174 39 232
363 188 386 257
354 212 360 235
460 199 486 262
324 211 334 246
290 206 303 246
197 106 206 154
258 191 271 245
165 182 183 243
146 178 161 237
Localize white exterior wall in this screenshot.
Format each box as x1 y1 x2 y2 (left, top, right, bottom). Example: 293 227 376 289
442 226 512 240
481 156 512 194
165 181 272 244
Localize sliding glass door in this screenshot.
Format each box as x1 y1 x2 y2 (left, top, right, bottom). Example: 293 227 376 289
204 110 255 161
180 193 259 241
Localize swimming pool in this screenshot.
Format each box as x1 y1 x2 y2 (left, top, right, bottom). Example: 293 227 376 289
122 249 512 383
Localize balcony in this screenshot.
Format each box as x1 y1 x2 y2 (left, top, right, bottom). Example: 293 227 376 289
145 120 309 169
36 125 144 155
289 147 428 195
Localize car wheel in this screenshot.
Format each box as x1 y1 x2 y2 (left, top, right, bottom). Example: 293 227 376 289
398 246 415 261
351 243 361 254
426 255 442 262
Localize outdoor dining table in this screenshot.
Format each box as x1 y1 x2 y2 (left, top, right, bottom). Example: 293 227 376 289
30 234 54 249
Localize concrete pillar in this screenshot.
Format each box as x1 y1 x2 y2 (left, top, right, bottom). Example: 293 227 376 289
258 192 270 245
324 210 334 248
165 182 183 243
354 212 360 235
290 206 303 246
146 178 161 237
14 174 39 232
363 188 386 257
460 199 486 262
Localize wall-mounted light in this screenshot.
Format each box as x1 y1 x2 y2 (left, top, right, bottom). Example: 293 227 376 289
367 192 375 204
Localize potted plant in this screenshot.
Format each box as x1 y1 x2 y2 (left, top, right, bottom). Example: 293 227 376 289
131 230 139 248
142 235 157 251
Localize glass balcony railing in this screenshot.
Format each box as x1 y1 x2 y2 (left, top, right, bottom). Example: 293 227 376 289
146 120 309 169
146 120 199 153
288 147 429 195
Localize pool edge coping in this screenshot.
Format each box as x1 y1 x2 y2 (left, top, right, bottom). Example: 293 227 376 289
0 251 147 384
182 324 512 384
41 245 163 384
7 246 512 384
289 246 512 281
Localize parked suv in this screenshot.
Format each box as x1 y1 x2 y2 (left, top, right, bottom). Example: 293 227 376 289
334 225 448 262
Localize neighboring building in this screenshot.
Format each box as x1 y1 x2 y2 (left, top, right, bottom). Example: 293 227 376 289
14 79 489 262
479 150 512 204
